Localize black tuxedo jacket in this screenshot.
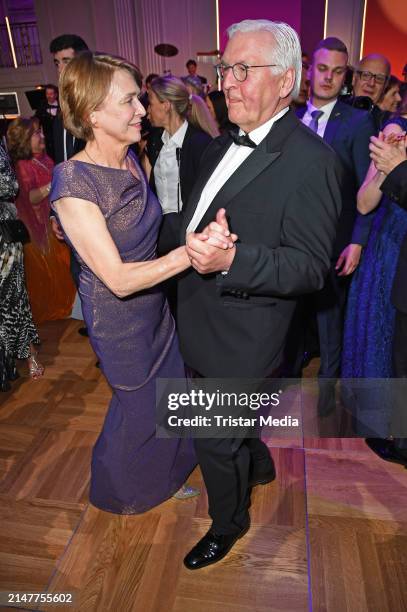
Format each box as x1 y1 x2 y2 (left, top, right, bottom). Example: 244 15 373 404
382 161 407 312
52 115 85 165
297 100 376 256
147 123 212 253
177 109 342 377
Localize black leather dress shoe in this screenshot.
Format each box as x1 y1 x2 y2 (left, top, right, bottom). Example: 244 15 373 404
183 523 250 570
78 327 88 337
365 438 407 468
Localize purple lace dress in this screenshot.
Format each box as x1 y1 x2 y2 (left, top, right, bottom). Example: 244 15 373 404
51 153 195 514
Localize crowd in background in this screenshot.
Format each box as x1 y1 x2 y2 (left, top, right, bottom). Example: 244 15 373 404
0 28 406 471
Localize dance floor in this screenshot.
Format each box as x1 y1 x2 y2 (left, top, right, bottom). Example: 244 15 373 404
0 319 406 611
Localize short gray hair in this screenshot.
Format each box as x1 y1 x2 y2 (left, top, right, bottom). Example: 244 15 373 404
227 19 302 98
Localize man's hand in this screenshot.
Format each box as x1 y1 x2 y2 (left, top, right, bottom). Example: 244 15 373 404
186 232 236 274
335 243 362 276
369 131 407 175
50 216 64 241
198 208 238 249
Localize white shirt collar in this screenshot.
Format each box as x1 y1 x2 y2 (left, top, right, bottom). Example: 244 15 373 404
306 98 337 119
162 120 188 147
239 106 290 145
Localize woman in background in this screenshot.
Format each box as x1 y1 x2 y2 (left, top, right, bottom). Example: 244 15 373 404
144 76 218 312
145 76 217 255
206 90 236 134
0 143 42 390
7 118 75 324
378 75 402 114
342 90 407 436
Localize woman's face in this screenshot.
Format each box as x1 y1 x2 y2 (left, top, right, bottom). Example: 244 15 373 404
93 69 146 144
147 90 169 128
381 84 402 113
30 125 45 154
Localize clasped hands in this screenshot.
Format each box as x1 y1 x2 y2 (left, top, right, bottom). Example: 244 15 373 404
186 208 238 274
370 130 407 176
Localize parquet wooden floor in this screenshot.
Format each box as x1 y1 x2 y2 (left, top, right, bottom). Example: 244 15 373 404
0 319 406 611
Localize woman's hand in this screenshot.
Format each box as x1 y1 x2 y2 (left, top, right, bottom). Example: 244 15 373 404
370 131 406 176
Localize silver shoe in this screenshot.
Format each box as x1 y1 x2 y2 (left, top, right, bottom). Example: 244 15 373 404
172 484 200 500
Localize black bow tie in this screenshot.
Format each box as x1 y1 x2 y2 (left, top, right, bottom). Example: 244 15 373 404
229 131 257 148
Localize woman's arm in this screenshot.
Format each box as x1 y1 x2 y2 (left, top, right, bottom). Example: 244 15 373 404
55 196 191 298
29 183 51 205
357 123 404 215
16 160 51 205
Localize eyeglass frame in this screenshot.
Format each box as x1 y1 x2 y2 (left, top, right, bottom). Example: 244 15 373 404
215 62 279 82
355 70 389 85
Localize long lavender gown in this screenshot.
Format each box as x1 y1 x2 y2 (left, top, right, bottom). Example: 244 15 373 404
51 153 196 514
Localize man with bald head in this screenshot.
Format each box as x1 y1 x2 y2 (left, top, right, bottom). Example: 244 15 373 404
353 53 390 104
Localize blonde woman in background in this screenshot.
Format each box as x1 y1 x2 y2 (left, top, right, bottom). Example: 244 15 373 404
145 77 218 255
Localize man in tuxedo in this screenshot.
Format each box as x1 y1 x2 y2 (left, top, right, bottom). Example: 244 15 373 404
49 34 88 164
296 37 376 412
35 84 59 160
177 19 341 569
366 132 407 466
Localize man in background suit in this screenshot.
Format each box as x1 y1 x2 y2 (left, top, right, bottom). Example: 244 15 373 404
366 132 407 466
185 59 207 86
49 34 88 164
49 34 89 335
177 20 341 569
296 37 376 413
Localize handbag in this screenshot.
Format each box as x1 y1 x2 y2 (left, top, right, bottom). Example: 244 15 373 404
0 219 30 244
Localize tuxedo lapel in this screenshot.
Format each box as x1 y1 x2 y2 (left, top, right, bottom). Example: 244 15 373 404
182 109 300 236
196 144 281 232
181 133 232 236
323 101 343 146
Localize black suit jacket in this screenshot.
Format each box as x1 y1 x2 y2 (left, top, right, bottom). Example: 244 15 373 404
147 123 212 253
52 115 85 165
381 161 407 312
297 100 376 255
177 109 342 377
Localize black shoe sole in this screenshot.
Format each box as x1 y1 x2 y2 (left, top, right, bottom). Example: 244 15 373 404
183 524 250 570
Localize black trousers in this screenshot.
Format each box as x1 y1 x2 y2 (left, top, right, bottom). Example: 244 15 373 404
392 308 407 455
194 436 271 535
285 264 349 380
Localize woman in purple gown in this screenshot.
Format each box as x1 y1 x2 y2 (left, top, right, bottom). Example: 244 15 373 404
50 52 201 514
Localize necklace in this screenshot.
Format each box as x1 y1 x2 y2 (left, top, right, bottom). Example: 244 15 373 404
84 148 129 170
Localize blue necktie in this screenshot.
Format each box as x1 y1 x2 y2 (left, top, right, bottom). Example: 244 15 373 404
309 109 324 133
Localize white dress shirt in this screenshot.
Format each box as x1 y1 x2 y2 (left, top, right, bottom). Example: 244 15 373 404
186 107 289 233
155 120 188 215
301 99 337 138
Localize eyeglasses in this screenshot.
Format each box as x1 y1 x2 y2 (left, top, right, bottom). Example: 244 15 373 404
215 62 278 82
356 70 388 85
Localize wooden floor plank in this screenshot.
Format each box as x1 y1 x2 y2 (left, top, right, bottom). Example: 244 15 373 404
0 320 406 611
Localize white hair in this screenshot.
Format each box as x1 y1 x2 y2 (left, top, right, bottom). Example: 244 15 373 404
227 19 302 98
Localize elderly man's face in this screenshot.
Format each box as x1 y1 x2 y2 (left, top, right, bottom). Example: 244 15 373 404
222 31 293 133
353 56 389 103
